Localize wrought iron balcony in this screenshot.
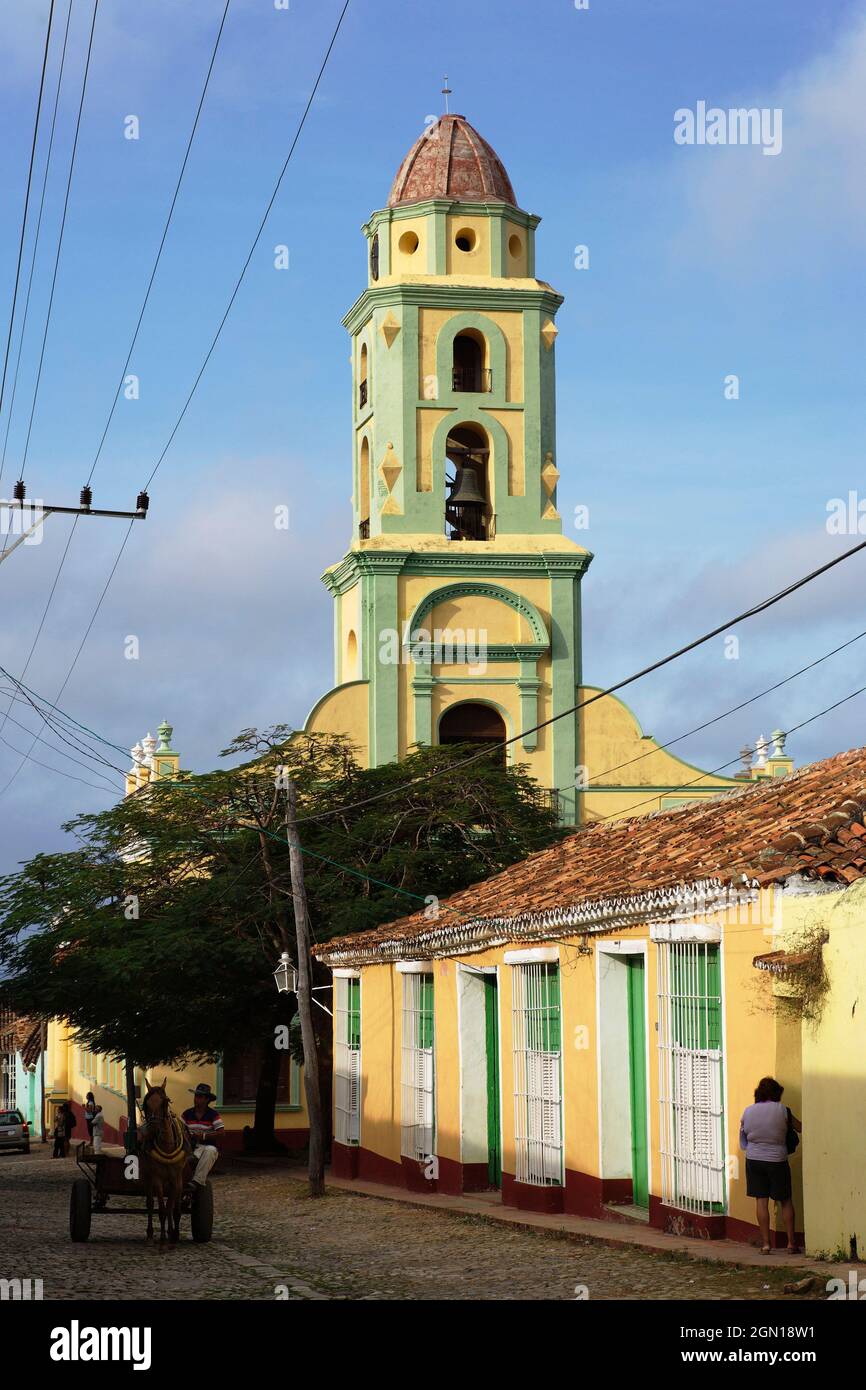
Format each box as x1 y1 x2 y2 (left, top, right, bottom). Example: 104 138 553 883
358 518 370 540
451 366 492 393
359 379 368 409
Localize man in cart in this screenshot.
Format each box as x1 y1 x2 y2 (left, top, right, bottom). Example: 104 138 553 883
181 1083 224 1186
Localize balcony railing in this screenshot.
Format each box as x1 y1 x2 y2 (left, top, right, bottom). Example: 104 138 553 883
358 518 370 539
359 379 368 409
452 366 492 393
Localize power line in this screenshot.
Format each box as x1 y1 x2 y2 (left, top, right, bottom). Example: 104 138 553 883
85 0 233 487
0 521 134 798
141 0 353 492
18 0 100 485
0 0 56 428
0 0 350 794
294 535 866 825
560 624 866 793
587 682 866 829
0 0 74 489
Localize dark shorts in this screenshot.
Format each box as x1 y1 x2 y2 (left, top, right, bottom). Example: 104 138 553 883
746 1158 792 1201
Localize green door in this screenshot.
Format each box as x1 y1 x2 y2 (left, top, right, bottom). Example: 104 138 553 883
484 976 501 1188
626 956 649 1208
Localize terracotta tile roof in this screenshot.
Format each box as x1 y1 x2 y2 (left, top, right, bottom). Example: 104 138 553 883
316 745 866 964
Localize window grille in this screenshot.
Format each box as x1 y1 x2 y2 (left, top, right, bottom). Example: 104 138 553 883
401 972 434 1161
657 941 725 1214
511 962 562 1185
2 1054 16 1109
334 976 361 1146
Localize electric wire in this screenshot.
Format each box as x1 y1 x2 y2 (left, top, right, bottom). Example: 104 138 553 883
556 624 866 793
0 0 56 432
84 0 232 487
140 0 353 493
0 0 74 489
18 0 100 485
294 535 866 825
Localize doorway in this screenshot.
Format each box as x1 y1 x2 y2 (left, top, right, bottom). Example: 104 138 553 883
598 946 649 1214
458 967 501 1190
626 955 649 1208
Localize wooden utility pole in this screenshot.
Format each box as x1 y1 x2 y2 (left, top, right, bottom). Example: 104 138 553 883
284 778 325 1197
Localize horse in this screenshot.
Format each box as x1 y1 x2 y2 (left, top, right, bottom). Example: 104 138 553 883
138 1077 192 1248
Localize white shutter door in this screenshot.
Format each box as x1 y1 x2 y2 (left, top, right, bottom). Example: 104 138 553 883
540 1052 562 1183
347 1047 360 1144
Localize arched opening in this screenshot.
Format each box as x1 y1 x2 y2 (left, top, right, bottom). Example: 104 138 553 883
359 343 368 409
439 702 506 764
345 629 359 680
445 424 490 541
358 437 370 538
452 331 489 393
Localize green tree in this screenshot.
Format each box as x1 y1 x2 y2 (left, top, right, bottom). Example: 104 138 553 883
0 730 563 1150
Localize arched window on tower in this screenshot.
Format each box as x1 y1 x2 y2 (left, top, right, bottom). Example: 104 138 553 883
445 424 490 541
359 344 368 410
439 702 506 765
358 437 370 539
452 331 490 393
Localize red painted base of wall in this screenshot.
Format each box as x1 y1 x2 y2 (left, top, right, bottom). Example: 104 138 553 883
331 1150 806 1250
502 1172 565 1214
332 1141 360 1179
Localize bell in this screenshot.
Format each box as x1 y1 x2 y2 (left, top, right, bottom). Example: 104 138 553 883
446 461 486 540
447 462 486 508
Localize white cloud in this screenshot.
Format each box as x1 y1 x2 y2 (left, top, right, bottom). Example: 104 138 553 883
670 9 866 271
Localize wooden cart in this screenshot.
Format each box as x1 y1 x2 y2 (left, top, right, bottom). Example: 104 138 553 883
69 1143 213 1243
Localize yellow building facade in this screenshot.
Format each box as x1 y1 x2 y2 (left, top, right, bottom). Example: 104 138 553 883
319 747 866 1251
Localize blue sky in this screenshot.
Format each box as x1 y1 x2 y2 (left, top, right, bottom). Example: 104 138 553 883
0 0 864 873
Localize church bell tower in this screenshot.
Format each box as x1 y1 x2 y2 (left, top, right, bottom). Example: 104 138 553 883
304 113 592 824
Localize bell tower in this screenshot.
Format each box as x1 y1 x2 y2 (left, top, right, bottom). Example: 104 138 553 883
304 113 592 824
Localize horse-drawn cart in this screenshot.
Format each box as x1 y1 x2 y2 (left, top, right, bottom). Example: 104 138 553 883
69 1143 214 1243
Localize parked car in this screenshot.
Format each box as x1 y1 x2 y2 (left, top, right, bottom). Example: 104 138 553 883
0 1110 30 1154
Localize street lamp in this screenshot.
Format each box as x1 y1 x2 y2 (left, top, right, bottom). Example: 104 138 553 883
273 952 297 995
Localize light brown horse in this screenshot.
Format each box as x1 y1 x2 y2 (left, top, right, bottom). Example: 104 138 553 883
139 1078 192 1248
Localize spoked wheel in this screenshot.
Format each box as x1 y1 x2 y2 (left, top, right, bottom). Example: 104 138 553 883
190 1180 213 1243
69 1178 92 1242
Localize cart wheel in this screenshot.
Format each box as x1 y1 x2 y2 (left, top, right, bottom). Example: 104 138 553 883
190 1181 213 1243
69 1178 92 1242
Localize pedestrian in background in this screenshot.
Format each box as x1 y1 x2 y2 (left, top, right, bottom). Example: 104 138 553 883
52 1105 67 1158
739 1076 802 1254
91 1105 105 1154
84 1092 97 1143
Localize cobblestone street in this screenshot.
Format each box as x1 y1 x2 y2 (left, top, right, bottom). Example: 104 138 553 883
1 1147 830 1302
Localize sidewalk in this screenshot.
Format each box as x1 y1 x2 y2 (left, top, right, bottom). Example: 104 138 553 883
326 1172 854 1278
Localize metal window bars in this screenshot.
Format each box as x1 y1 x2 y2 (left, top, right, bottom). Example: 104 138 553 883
334 977 361 1146
511 962 563 1186
401 973 434 1161
657 940 725 1214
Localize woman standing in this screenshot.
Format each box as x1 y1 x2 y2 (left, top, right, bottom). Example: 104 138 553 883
84 1092 97 1144
739 1076 802 1253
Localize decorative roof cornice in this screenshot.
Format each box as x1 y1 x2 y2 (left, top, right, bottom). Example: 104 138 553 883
315 876 762 967
321 548 592 595
343 282 563 334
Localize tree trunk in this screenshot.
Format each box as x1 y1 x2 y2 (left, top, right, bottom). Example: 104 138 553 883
124 1059 138 1153
285 780 325 1197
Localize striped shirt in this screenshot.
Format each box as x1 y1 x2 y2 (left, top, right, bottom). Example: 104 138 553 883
182 1106 225 1144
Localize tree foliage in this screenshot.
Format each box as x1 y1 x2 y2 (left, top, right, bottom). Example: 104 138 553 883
0 730 564 1069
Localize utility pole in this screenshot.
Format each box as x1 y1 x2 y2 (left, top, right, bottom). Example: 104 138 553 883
0 482 148 565
284 778 325 1197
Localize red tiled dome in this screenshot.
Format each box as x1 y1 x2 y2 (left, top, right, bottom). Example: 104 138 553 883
387 114 517 209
